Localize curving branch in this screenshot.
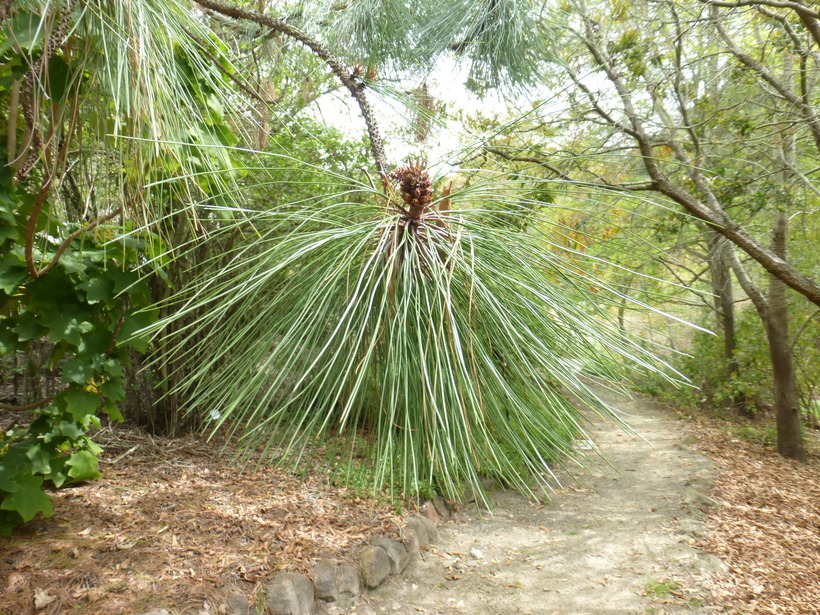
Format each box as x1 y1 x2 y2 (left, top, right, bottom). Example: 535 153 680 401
34 207 124 278
709 5 820 152
559 15 820 307
699 0 819 20
0 391 63 411
193 0 388 175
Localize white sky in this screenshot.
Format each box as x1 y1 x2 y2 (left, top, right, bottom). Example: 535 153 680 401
310 57 512 175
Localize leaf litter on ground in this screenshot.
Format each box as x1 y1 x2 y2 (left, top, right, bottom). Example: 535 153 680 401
686 415 819 615
0 423 403 614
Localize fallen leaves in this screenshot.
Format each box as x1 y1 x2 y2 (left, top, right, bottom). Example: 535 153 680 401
689 418 820 615
0 425 403 615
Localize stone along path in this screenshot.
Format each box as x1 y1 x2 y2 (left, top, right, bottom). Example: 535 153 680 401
344 389 726 615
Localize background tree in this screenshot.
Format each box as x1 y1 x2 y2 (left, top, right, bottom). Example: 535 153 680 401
476 0 818 459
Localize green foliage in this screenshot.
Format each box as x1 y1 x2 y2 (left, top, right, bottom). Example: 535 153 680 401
301 0 548 88
0 173 156 534
150 166 666 501
637 300 819 422
735 425 777 447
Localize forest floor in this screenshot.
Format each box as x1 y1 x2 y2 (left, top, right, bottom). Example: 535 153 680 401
1 389 818 615
357 389 820 615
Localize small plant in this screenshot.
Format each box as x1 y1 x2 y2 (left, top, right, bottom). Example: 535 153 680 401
736 426 777 447
0 172 158 534
644 579 681 597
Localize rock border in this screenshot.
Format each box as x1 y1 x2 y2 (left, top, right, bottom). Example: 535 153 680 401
134 500 455 615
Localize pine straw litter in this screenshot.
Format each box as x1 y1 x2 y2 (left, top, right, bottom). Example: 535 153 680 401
3 412 819 615
0 424 403 615
689 417 819 615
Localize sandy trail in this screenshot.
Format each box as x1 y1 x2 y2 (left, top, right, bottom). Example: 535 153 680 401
341 389 725 615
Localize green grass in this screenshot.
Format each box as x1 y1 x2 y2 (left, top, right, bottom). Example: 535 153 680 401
644 579 681 597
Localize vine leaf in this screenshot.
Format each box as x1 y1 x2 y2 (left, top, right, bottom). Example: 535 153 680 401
62 389 100 421
0 475 53 522
62 357 93 384
66 451 101 482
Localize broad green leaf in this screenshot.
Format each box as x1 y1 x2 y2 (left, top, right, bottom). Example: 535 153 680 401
80 276 115 304
76 329 112 357
42 311 95 346
24 444 52 474
0 328 22 354
12 312 47 341
66 451 101 482
102 358 124 377
61 357 93 384
61 389 100 421
1 11 46 53
100 377 125 402
101 398 124 422
47 55 72 102
117 309 158 352
0 474 53 522
0 209 19 242
85 438 102 456
56 421 84 440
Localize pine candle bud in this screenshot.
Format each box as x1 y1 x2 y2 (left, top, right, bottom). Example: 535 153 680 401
390 161 433 221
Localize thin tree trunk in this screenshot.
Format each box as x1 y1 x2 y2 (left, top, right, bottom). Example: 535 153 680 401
6 79 19 164
707 232 749 413
707 233 738 373
767 211 806 460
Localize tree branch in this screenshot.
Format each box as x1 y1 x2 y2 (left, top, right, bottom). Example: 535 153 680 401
709 4 820 152
193 0 388 174
34 207 124 278
564 6 820 306
483 146 657 192
700 0 819 20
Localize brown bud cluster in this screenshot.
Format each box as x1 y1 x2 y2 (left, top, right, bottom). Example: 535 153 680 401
390 161 433 221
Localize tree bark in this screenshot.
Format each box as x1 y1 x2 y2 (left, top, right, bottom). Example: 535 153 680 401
766 211 806 460
707 233 738 372
707 232 747 411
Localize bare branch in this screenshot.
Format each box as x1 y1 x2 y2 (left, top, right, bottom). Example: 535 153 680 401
193 0 388 174
709 5 820 152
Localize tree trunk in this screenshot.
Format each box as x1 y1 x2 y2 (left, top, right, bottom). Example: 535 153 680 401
707 232 750 414
766 211 806 461
707 233 738 373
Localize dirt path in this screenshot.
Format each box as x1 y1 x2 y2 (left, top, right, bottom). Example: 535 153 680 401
344 389 727 615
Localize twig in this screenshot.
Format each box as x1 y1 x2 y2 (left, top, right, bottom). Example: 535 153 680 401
34 206 123 278
104 444 141 465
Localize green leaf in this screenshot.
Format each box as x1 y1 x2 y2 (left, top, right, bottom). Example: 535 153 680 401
61 357 93 384
80 275 115 304
85 438 102 456
76 329 111 357
47 55 72 102
56 421 84 440
56 251 89 277
24 443 52 474
42 310 95 346
66 451 101 482
0 327 22 354
100 377 125 402
101 398 124 422
12 311 47 341
1 11 46 53
117 309 158 352
0 474 53 522
0 210 20 242
102 358 124 377
61 389 100 421
46 461 68 488
110 271 143 296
